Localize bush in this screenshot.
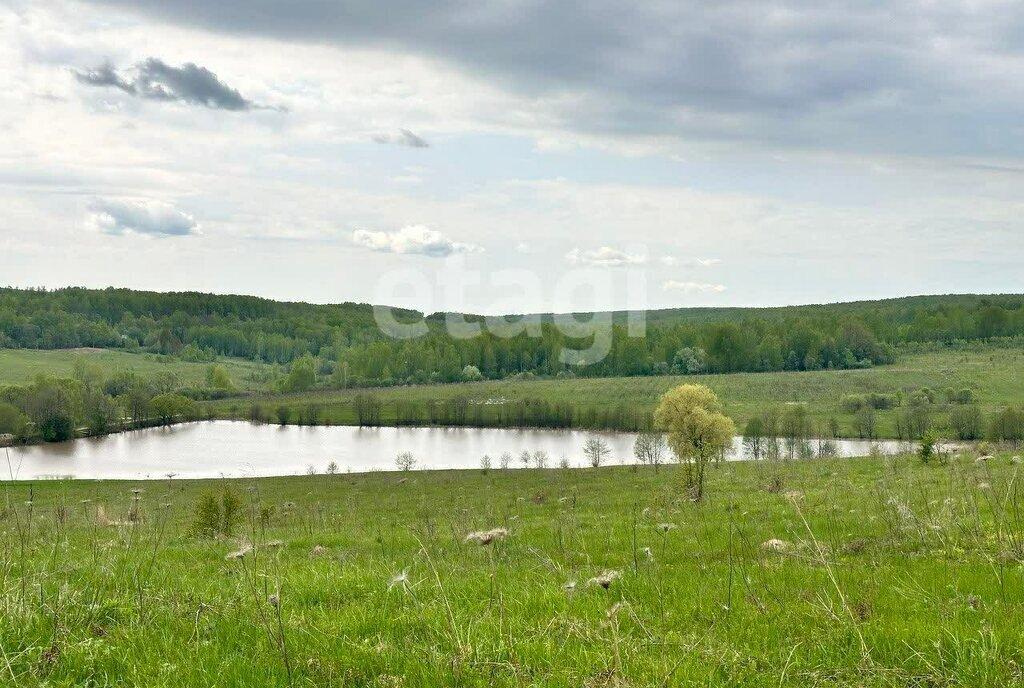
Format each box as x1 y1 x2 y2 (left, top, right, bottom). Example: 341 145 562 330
840 394 866 413
989 407 1024 446
950 405 983 440
191 487 243 538
0 402 29 437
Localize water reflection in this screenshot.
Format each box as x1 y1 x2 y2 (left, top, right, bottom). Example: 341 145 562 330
4 420 911 481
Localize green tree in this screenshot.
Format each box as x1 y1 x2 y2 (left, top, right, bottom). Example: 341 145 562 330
741 417 765 459
0 402 28 437
150 393 197 426
654 384 736 500
84 389 119 434
281 356 316 393
205 365 234 390
461 364 484 381
950 404 983 440
989 407 1024 447
24 376 80 442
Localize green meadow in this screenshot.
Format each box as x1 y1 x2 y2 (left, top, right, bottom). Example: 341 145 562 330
208 345 1024 438
0 348 269 392
1 450 1022 686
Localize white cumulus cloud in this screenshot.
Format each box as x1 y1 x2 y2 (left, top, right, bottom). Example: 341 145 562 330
662 280 727 293
660 256 720 267
566 246 646 268
352 225 481 257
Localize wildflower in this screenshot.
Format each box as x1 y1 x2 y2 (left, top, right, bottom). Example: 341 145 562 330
641 546 654 562
268 594 279 607
264 539 285 548
310 545 327 557
761 538 791 553
130 489 143 495
563 579 577 592
656 523 675 533
464 528 508 546
783 490 804 501
225 543 253 560
975 455 993 464
587 569 621 589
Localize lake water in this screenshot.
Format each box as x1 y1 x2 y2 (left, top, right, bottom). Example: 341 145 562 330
1 421 912 481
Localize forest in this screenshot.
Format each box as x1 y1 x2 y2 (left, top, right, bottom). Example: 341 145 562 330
2 288 1024 388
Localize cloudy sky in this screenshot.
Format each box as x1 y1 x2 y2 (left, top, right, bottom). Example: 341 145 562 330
2 0 1023 314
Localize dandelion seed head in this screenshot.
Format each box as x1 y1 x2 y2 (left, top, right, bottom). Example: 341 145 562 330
389 568 410 589
464 528 508 546
225 543 253 560
587 569 621 589
656 523 675 533
761 538 791 553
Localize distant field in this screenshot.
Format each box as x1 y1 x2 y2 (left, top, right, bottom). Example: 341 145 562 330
3 344 1021 439
2 452 1023 685
208 345 1024 438
0 348 269 391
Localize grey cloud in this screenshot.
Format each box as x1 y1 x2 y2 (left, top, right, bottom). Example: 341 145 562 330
73 0 1024 157
75 58 259 111
373 129 430 148
87 199 200 237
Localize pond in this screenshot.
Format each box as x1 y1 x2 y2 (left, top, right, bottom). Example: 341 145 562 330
2 421 913 480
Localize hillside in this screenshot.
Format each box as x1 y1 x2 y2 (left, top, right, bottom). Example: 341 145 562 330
2 288 1023 389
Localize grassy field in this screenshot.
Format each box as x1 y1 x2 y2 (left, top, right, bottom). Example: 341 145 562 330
0 348 269 392
1 450 1023 686
208 345 1024 438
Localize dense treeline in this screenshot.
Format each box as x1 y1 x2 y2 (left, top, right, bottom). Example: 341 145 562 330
0 360 236 443
2 288 1024 387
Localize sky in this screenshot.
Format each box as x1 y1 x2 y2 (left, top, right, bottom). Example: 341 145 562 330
2 0 1023 315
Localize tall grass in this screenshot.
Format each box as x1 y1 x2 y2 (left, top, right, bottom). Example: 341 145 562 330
1 449 1023 685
